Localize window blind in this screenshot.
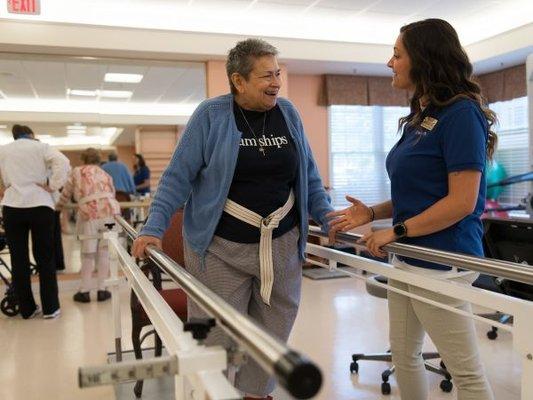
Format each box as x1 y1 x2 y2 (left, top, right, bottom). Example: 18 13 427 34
490 96 530 206
329 98 530 209
329 105 408 208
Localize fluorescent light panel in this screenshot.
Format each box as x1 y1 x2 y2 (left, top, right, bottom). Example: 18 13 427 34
68 89 97 96
99 90 133 98
66 89 132 98
104 73 143 83
0 98 198 116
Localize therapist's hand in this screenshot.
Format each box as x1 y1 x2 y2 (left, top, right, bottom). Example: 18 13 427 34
132 235 162 259
326 195 372 244
357 228 396 258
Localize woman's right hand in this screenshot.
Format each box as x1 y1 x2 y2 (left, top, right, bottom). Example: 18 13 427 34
131 235 162 259
326 195 373 244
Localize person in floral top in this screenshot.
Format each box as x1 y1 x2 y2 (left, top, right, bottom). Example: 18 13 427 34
57 148 120 303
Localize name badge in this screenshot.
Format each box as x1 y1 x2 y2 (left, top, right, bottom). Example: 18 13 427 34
421 116 438 131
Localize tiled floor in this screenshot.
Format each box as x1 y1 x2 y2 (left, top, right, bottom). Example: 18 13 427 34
0 232 523 400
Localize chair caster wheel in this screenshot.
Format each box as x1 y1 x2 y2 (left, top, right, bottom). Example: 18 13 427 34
440 379 453 392
487 329 498 340
381 381 391 395
350 361 359 374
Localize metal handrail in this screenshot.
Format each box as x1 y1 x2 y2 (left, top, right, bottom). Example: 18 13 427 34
308 225 533 285
115 215 322 400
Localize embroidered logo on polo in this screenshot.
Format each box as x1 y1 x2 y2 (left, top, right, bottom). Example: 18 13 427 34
239 134 289 149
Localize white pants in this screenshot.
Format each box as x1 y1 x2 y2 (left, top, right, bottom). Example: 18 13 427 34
388 257 494 400
77 217 115 292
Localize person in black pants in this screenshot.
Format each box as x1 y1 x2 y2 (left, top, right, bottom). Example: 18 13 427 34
3 206 58 316
53 209 66 271
0 125 70 319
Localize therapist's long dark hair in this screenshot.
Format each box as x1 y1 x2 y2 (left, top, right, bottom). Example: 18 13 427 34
398 18 497 159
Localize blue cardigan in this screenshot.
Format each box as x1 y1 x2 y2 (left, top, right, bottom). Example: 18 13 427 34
140 94 333 261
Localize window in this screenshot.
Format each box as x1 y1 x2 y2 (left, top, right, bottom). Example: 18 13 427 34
328 105 408 208
329 98 530 209
489 96 530 206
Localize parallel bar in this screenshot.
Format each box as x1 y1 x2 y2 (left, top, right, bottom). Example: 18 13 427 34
80 237 239 399
309 226 533 285
63 200 151 209
104 230 123 362
116 215 322 400
111 239 200 355
79 355 178 388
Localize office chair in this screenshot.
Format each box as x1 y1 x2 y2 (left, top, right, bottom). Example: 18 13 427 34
473 217 533 339
350 274 453 395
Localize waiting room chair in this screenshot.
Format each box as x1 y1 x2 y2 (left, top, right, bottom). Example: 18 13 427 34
350 275 453 395
130 209 187 398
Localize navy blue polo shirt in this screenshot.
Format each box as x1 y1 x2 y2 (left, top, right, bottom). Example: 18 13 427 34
385 99 488 270
134 165 151 194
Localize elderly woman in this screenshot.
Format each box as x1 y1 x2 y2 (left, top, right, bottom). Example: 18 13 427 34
328 19 495 400
132 38 333 399
57 148 120 303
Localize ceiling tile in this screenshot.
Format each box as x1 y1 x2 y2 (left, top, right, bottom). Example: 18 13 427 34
66 63 107 90
318 0 377 12
262 0 316 5
367 0 434 15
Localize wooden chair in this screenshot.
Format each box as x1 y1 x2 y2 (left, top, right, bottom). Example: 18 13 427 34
130 209 188 398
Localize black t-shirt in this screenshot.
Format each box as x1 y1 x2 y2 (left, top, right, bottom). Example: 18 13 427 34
214 102 299 243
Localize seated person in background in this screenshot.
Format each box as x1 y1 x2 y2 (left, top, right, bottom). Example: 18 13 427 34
102 151 136 195
133 153 150 195
57 148 120 303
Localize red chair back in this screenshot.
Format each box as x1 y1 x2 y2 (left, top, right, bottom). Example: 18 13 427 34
161 209 185 267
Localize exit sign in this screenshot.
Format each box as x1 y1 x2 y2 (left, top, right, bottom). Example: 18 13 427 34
8 0 40 15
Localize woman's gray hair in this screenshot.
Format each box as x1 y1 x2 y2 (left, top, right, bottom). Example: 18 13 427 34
226 38 278 94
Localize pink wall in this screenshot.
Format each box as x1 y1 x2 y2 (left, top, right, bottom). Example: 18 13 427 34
116 145 136 171
135 126 179 190
206 60 229 98
287 74 329 186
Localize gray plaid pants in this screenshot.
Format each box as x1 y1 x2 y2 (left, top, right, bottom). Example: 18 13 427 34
184 226 301 396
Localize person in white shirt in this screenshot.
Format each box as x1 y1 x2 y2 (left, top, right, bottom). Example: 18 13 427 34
0 125 70 319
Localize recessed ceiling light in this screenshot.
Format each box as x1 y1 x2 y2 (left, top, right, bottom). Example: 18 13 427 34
99 90 133 99
67 125 86 130
67 89 97 97
101 127 118 136
67 130 86 137
0 125 7 129
104 73 143 83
